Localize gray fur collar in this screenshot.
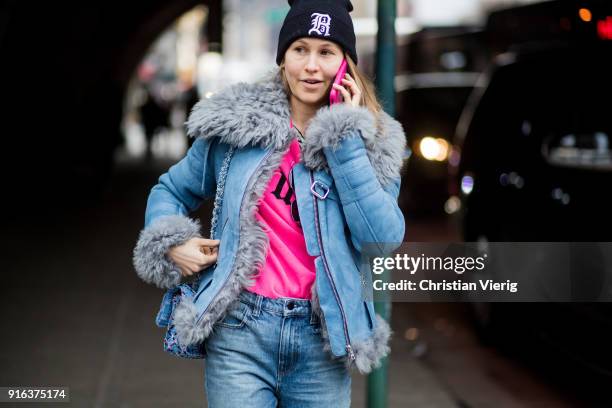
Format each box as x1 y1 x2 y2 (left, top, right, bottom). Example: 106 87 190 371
186 70 406 186
186 71 291 151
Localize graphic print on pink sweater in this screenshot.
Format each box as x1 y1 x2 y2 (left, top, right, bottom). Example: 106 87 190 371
247 137 317 299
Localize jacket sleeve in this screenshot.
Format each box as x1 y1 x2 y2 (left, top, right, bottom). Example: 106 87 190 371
323 132 405 255
303 104 406 256
132 137 218 289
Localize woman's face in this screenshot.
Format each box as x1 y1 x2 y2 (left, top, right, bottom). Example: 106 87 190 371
283 37 345 107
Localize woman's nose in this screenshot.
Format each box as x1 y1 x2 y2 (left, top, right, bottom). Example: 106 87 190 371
305 55 320 72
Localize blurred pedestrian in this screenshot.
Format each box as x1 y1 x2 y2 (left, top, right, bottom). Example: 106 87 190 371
182 84 200 148
139 85 170 161
133 1 406 406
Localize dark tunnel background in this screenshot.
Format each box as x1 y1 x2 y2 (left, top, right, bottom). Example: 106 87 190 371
1 1 222 213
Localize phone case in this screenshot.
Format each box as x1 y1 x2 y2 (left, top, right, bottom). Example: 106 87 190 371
329 59 348 105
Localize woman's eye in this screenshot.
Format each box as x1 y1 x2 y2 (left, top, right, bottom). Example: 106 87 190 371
321 49 332 56
294 47 305 53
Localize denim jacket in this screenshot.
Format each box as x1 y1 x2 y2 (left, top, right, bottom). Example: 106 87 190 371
133 70 406 374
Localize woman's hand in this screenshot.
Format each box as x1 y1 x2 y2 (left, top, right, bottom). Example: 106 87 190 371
167 237 220 277
332 73 362 108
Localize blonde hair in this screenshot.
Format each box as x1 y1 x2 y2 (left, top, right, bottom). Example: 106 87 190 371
279 53 382 118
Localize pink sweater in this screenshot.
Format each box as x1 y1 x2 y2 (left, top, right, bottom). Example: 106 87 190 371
246 136 316 299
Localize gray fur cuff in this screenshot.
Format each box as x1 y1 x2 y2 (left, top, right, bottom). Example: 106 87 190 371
302 104 406 187
133 215 202 289
302 104 376 172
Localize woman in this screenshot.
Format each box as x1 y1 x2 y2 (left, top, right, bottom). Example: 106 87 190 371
133 0 406 406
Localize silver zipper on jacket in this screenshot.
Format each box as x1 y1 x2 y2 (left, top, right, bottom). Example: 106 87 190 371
195 148 274 325
309 170 356 362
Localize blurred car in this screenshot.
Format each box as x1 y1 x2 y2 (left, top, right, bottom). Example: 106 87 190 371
453 0 612 241
395 26 488 216
450 0 612 399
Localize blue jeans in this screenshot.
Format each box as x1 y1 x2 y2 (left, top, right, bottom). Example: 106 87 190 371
204 290 351 407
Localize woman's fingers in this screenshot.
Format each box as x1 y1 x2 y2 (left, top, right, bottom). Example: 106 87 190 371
194 238 220 256
179 265 194 277
179 256 214 277
199 244 219 257
200 252 218 265
182 250 217 267
332 83 351 104
341 73 361 106
168 239 220 277
194 237 220 247
179 254 217 277
333 73 361 107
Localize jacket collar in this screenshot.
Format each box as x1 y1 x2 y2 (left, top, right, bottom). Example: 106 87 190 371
185 70 406 186
186 70 292 151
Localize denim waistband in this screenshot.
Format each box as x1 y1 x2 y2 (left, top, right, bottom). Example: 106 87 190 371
239 290 319 324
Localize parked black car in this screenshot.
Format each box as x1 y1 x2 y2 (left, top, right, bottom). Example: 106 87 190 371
451 0 612 400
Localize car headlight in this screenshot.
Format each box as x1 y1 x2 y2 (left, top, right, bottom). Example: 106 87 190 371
417 137 450 162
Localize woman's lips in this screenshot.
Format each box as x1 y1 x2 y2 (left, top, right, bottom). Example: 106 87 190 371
301 80 324 90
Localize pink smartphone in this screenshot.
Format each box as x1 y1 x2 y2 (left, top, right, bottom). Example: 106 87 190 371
329 59 348 105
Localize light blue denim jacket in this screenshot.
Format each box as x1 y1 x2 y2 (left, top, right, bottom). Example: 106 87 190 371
133 71 406 374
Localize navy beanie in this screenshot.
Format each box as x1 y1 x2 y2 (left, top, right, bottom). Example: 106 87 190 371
276 0 357 65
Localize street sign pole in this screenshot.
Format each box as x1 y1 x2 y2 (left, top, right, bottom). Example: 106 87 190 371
368 1 396 407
